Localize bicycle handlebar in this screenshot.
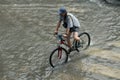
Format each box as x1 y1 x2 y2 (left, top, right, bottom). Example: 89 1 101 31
54 33 65 41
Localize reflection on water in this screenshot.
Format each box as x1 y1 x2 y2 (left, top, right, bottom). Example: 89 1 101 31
0 0 120 80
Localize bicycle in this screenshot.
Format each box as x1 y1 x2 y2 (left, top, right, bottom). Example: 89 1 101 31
49 32 91 68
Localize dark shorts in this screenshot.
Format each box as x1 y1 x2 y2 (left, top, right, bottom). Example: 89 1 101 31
70 26 79 32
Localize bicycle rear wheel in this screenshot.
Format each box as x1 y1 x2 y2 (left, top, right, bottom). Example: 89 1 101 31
73 32 90 50
49 47 68 68
79 32 90 50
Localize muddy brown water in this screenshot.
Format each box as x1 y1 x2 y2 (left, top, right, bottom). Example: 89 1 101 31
0 0 120 80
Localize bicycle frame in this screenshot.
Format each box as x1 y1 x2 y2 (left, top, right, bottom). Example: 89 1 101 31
56 34 68 48
55 34 80 53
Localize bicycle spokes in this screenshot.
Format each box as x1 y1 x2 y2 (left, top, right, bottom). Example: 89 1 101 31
79 39 84 48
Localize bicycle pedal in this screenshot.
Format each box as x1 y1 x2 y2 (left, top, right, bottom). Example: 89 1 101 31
68 48 75 54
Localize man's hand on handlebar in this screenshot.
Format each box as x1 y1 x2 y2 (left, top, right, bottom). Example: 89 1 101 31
54 31 58 35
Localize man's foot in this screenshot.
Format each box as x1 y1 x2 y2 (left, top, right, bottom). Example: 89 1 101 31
76 40 81 48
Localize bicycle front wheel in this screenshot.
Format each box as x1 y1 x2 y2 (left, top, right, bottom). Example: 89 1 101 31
49 47 68 68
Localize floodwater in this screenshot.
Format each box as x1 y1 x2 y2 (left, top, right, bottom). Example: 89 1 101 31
0 0 120 80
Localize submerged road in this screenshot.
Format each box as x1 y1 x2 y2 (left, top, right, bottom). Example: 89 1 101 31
0 0 120 80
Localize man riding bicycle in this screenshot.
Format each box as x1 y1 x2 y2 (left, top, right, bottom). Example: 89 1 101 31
54 7 81 52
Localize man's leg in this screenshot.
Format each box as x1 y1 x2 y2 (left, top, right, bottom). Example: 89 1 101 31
73 32 82 49
67 32 72 48
73 32 80 41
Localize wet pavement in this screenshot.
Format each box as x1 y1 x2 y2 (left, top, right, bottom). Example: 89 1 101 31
0 0 120 80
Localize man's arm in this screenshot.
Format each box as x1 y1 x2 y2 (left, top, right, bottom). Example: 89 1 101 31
54 21 61 34
66 27 70 35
